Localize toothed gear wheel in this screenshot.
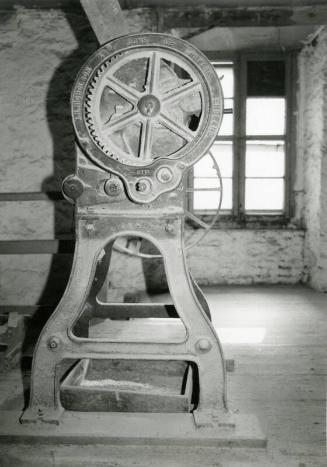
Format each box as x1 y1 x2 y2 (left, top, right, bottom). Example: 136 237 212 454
72 34 224 171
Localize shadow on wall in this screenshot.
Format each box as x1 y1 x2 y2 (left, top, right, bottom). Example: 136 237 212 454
20 4 99 406
34 5 168 319
18 4 169 409
34 5 98 327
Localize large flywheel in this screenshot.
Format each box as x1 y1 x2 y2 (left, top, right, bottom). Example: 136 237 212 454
72 33 224 204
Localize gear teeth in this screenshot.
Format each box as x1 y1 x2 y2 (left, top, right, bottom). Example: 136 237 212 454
83 52 128 158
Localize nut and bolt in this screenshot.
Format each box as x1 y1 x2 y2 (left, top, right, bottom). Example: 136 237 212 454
196 338 212 353
136 178 152 194
85 221 95 233
48 336 60 351
156 166 173 184
62 176 84 200
165 222 175 234
104 178 123 197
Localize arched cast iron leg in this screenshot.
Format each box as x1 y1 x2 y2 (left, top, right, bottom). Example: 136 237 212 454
21 235 105 424
190 273 211 320
160 234 227 423
88 244 113 305
71 243 114 337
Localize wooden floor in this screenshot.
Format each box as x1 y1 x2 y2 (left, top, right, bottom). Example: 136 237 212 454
0 285 326 466
207 285 326 467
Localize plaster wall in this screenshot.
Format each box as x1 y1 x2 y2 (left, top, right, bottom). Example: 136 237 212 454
0 6 314 306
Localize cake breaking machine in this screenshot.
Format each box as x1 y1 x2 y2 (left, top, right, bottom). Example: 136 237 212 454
0 20 265 446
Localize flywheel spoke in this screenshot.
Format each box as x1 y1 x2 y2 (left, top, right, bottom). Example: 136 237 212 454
184 152 223 251
102 109 139 134
105 75 141 104
186 187 221 192
162 80 201 104
159 112 195 143
185 210 211 230
148 51 161 94
139 119 154 160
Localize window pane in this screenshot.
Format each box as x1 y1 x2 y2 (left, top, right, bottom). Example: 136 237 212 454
194 178 232 211
193 190 220 210
219 98 233 136
245 178 284 211
246 141 285 177
221 178 232 210
195 143 233 178
211 141 233 177
194 178 220 189
246 98 285 135
247 61 285 97
194 155 216 178
214 66 234 98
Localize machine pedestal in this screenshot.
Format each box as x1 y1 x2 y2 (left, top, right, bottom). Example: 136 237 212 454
0 410 266 448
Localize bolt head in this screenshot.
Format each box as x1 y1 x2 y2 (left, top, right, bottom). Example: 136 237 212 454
165 223 175 234
85 222 95 231
196 338 212 353
157 166 173 184
62 177 84 200
104 178 123 196
136 178 152 194
48 336 60 351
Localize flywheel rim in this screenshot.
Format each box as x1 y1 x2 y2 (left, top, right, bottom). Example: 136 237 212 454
72 33 224 182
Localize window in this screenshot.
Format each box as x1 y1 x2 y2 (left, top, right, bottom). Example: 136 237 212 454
190 54 295 226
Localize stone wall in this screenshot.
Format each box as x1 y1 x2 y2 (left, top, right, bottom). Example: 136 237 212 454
0 6 320 306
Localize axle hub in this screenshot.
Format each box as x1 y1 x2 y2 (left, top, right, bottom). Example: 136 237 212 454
137 94 160 117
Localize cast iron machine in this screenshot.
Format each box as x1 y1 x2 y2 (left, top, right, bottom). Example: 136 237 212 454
21 33 230 434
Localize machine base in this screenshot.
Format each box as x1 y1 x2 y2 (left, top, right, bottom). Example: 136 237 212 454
0 410 266 448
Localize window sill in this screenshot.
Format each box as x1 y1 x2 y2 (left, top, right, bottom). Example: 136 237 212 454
186 214 304 231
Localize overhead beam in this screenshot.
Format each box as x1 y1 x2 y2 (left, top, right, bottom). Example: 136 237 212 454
0 1 325 15
157 6 327 30
80 0 128 45
120 0 327 6
1 2 325 29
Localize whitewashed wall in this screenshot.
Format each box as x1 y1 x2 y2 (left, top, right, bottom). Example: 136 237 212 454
0 7 324 306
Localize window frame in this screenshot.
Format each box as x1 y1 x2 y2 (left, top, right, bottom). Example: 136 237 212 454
188 51 297 229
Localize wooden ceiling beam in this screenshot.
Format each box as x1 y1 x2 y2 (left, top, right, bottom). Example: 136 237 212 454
157 5 327 30
120 0 327 7
0 2 325 29
80 0 129 44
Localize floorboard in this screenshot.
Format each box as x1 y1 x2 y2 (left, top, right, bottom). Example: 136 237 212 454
0 285 326 466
